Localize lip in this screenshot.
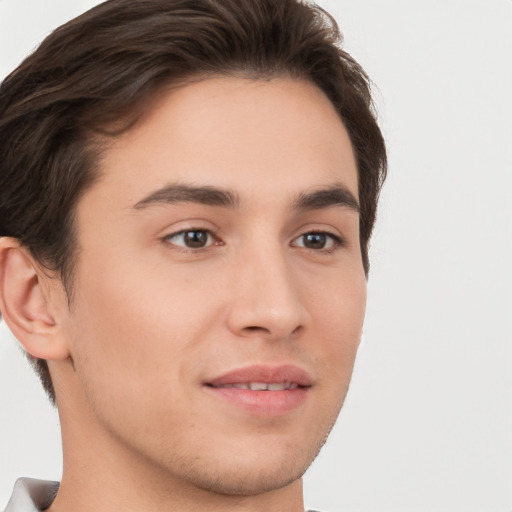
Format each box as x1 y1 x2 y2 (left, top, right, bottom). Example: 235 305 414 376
204 364 312 417
207 364 313 387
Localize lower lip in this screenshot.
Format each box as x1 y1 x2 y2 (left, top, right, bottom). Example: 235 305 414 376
204 386 309 416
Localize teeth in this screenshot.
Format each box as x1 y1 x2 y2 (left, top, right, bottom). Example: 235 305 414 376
268 382 286 391
249 382 268 390
216 382 298 391
232 383 250 389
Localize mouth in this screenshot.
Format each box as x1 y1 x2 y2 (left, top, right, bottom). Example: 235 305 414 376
208 382 301 391
203 364 312 416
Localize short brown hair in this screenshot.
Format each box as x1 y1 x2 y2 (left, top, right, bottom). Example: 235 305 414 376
0 0 387 404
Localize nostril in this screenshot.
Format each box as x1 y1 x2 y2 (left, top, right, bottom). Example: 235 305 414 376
291 325 302 336
241 324 303 339
244 325 270 332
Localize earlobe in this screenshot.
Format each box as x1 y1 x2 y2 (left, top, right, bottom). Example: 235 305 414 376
0 237 70 360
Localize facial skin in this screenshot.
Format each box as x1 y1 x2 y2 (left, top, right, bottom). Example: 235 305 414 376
32 77 366 512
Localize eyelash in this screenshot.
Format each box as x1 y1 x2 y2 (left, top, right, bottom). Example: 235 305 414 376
162 228 221 252
292 231 345 253
162 228 345 253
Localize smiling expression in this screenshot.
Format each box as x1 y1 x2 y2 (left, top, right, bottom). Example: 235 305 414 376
51 76 367 497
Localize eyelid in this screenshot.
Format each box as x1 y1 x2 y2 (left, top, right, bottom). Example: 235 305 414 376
291 230 345 252
162 227 221 250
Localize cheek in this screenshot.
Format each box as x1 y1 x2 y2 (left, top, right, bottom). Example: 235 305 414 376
63 267 218 442
313 266 366 328
65 252 220 397
308 269 366 372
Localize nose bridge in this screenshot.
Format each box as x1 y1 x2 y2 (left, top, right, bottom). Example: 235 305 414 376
227 234 307 340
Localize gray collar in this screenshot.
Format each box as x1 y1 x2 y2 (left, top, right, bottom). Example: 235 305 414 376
4 478 323 512
4 478 59 512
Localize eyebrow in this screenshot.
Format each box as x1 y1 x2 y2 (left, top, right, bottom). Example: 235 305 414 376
133 184 240 209
292 185 360 214
132 182 359 213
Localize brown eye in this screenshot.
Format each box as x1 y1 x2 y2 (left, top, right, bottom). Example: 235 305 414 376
165 229 213 249
292 231 342 251
303 233 328 249
183 230 209 248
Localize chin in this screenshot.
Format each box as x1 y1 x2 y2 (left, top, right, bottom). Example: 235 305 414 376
168 428 331 497
183 453 309 496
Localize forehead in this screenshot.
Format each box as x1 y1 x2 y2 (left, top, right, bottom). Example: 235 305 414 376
88 76 358 210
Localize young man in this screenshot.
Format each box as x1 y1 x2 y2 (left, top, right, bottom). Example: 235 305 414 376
0 0 386 511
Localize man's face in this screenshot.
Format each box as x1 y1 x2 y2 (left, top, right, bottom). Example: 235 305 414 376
54 77 366 495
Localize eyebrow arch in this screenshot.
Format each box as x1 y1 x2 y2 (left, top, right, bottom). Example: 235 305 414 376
133 184 240 210
293 185 360 213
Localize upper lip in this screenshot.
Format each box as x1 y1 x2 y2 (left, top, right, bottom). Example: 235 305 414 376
206 364 313 388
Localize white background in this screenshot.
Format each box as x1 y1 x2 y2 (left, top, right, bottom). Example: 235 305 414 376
1 1 511 511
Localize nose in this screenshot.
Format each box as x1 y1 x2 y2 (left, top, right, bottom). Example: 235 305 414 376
226 244 308 341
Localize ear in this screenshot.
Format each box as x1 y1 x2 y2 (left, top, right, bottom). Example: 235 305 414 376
0 237 70 360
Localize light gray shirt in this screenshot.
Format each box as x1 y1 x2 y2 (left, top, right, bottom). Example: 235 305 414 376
4 478 322 511
4 479 59 512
